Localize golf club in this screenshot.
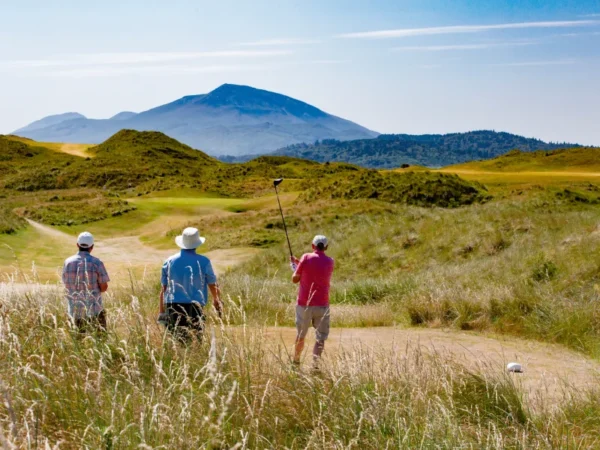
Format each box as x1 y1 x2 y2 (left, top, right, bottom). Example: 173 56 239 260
273 178 294 259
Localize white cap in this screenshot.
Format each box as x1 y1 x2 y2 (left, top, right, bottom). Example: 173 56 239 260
77 231 94 248
312 235 328 248
175 227 206 250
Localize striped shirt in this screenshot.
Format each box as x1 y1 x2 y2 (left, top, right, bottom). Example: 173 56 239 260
62 251 110 319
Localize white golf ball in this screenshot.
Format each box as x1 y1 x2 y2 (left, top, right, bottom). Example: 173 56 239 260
506 362 523 373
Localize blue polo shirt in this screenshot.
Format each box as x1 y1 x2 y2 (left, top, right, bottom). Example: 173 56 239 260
161 250 217 306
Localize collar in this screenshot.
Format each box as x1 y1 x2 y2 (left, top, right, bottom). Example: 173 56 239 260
181 249 197 255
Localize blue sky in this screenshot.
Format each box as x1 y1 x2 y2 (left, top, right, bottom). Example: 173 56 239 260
1 0 599 144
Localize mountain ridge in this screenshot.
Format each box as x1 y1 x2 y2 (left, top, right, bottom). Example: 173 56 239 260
14 112 86 134
12 84 377 156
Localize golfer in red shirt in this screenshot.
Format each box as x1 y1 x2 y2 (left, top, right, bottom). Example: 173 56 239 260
291 235 335 367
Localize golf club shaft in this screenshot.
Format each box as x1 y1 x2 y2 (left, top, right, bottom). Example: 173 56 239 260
275 185 294 258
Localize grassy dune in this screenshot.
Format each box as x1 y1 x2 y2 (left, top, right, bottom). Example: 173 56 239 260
6 135 94 158
2 133 600 446
0 281 598 448
222 192 600 358
434 147 600 193
448 147 600 173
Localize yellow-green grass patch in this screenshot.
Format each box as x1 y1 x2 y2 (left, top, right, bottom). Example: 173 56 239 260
6 135 94 157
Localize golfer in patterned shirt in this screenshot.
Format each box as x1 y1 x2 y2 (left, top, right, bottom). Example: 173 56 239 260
290 235 335 368
62 231 110 333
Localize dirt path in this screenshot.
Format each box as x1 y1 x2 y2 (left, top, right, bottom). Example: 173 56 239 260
25 219 72 244
263 326 600 404
59 143 93 158
24 220 258 274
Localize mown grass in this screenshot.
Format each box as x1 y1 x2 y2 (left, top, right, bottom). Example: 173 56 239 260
0 279 599 448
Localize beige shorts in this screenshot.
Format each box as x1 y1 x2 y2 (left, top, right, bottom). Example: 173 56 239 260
296 305 330 341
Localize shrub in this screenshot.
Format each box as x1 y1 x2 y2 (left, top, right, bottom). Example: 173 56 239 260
531 257 558 282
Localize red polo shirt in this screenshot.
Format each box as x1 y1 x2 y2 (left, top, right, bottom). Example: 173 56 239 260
295 250 335 307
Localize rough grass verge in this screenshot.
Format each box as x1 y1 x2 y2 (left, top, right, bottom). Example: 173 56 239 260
0 280 599 448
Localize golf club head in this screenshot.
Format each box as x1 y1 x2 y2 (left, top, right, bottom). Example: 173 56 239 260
273 178 284 187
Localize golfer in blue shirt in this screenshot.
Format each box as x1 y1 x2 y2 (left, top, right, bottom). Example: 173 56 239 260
159 227 223 341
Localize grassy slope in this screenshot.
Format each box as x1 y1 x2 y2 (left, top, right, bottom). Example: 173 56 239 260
6 135 94 157
447 147 600 172
0 131 489 228
1 137 600 446
427 147 600 197
3 134 600 353
222 190 600 356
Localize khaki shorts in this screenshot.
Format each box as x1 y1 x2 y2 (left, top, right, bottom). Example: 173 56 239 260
296 305 330 341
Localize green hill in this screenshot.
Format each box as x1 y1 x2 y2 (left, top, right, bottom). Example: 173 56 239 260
0 131 490 231
269 130 580 169
448 147 600 172
305 170 490 208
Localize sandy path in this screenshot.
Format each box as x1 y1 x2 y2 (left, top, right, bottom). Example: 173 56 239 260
24 220 258 274
59 143 93 158
25 219 72 244
263 326 600 403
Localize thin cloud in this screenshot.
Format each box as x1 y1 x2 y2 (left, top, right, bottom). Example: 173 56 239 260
557 31 600 37
393 41 536 52
239 38 321 46
491 59 577 67
0 50 292 70
338 20 600 39
303 59 348 64
44 60 347 78
47 64 260 77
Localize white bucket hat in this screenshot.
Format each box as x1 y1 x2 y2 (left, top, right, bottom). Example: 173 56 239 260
77 231 94 248
175 227 206 249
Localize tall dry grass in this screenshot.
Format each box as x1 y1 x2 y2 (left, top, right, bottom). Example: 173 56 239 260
0 277 598 448
231 195 600 357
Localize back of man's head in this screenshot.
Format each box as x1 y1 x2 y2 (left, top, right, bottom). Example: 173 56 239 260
312 235 328 251
77 232 94 252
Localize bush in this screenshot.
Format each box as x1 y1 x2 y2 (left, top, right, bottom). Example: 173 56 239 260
531 257 558 282
304 171 491 208
0 204 25 234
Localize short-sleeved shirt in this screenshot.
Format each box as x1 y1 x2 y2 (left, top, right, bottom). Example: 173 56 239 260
161 249 217 306
62 251 110 319
295 250 335 307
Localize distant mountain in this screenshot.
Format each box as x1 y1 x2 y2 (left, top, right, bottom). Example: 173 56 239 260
12 84 378 155
14 112 86 134
266 131 582 168
110 111 137 121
